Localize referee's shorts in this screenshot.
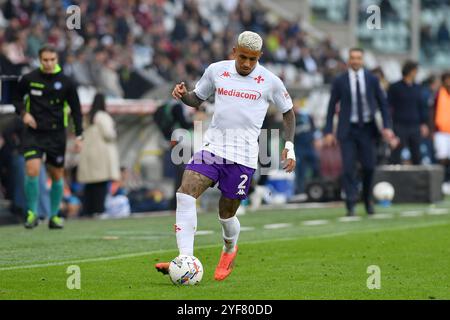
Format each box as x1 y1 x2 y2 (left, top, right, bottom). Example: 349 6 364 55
21 127 67 168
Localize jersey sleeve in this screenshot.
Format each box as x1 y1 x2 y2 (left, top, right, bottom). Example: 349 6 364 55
271 76 293 113
193 64 215 100
66 79 83 136
13 75 29 116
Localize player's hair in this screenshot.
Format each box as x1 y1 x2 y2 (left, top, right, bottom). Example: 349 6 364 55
89 92 106 124
237 31 263 51
402 60 418 77
349 47 364 55
441 71 450 83
38 45 58 57
421 75 436 87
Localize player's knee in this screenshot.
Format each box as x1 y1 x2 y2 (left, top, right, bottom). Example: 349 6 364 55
177 186 198 199
25 164 40 177
218 210 235 219
26 169 39 177
50 171 64 181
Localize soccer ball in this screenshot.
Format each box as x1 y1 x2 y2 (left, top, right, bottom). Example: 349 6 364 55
168 255 203 285
373 181 395 202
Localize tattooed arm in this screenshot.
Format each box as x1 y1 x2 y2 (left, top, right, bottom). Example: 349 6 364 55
181 92 204 109
172 81 204 109
282 108 296 143
281 108 296 173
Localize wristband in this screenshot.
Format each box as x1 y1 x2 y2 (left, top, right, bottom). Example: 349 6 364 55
285 141 294 151
284 141 296 161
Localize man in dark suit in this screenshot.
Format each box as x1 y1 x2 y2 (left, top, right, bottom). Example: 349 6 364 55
323 48 395 216
388 61 429 165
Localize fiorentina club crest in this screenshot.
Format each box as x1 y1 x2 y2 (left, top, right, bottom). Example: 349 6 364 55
254 75 264 84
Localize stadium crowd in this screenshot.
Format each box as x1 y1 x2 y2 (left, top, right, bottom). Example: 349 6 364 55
0 0 345 99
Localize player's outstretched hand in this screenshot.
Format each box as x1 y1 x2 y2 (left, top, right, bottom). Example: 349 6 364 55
281 148 296 173
172 82 187 100
23 112 37 129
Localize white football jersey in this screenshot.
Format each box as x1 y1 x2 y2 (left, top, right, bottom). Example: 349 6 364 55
194 60 293 169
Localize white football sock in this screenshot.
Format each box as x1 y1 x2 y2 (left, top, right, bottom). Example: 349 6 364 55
219 215 240 253
175 192 197 256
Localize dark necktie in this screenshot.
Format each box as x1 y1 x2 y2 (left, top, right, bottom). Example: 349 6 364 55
356 73 364 127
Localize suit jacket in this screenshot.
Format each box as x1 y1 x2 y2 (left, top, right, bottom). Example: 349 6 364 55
324 69 392 140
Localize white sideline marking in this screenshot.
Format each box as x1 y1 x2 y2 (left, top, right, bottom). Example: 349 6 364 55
400 211 424 217
338 216 362 222
105 231 155 235
402 210 423 215
302 219 329 226
427 208 449 215
102 236 120 240
195 230 215 235
128 236 164 240
0 251 158 271
1 221 449 272
369 213 394 219
240 226 255 232
263 223 292 229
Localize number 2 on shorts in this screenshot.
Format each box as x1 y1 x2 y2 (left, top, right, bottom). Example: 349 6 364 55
237 174 248 196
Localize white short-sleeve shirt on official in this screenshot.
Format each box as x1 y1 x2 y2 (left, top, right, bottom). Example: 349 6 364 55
193 60 293 169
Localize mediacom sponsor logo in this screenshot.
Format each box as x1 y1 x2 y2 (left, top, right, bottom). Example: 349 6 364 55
216 87 261 100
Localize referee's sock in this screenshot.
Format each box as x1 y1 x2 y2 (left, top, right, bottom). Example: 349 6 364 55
50 178 64 218
25 175 39 214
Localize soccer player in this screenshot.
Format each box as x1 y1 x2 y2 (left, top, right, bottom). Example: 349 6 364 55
155 31 296 281
13 45 83 229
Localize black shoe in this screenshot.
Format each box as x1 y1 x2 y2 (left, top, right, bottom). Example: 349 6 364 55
346 201 355 216
365 202 375 215
346 206 356 216
24 210 39 229
49 216 64 229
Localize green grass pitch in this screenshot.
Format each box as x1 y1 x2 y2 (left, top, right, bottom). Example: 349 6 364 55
1 200 450 300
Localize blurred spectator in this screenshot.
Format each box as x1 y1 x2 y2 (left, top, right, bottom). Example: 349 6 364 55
26 23 45 59
420 25 434 60
0 117 23 213
379 0 398 21
0 116 50 218
89 47 123 98
102 167 131 219
431 72 450 183
293 100 321 198
421 75 441 164
0 48 22 75
118 55 155 99
388 61 429 165
371 66 390 93
3 31 29 66
77 93 120 216
297 47 318 74
65 49 93 86
437 21 450 47
61 179 82 219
